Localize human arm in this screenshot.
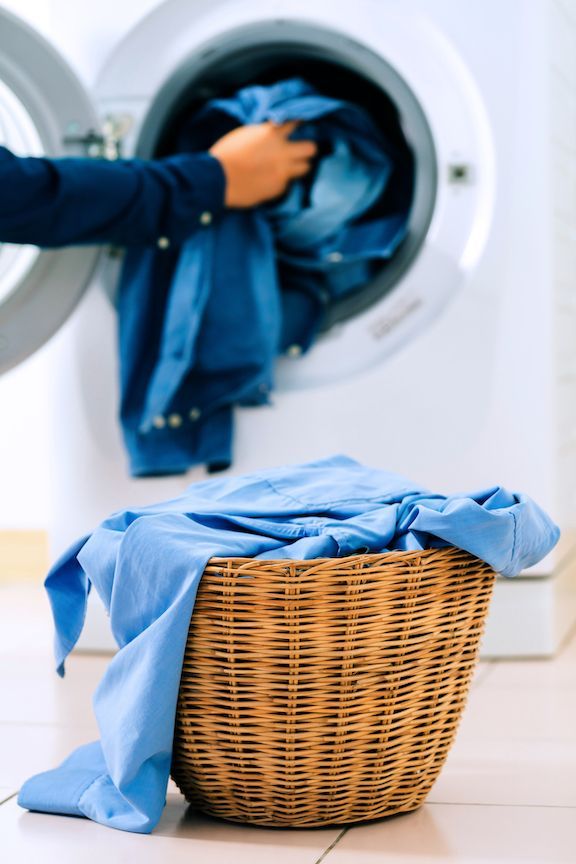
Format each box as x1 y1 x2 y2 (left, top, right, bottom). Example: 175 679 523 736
0 122 316 248
0 145 225 248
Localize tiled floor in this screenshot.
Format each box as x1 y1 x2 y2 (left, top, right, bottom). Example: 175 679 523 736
1 582 575 863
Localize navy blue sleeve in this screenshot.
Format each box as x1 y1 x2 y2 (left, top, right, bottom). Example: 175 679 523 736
0 145 226 248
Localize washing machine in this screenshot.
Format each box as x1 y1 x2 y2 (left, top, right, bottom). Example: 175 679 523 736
1 0 575 656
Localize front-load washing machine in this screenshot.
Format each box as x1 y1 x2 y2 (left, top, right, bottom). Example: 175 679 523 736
1 0 575 656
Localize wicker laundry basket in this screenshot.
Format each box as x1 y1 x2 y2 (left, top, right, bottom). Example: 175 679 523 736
171 547 495 827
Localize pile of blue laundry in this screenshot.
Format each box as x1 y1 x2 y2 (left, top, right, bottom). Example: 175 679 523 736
118 79 411 477
18 455 559 833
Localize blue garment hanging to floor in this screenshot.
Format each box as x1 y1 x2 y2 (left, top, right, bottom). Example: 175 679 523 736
119 79 411 477
18 455 559 833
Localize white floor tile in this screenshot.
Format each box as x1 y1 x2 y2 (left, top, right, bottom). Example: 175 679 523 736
484 648 576 690
469 660 494 689
0 653 108 726
562 623 576 651
0 723 97 788
429 737 576 807
453 679 576 742
324 803 576 864
0 787 16 805
0 794 341 864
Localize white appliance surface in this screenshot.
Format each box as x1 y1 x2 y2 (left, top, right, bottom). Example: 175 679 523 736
1 0 575 656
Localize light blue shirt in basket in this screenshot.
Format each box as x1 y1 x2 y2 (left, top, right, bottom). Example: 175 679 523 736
17 455 559 833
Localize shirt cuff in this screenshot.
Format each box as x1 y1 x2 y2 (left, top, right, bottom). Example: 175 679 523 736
160 152 226 245
18 766 103 817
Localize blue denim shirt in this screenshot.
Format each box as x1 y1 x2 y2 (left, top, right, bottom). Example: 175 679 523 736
18 455 559 834
119 79 411 477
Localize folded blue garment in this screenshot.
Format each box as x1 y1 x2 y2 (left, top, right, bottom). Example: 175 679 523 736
18 455 559 833
119 79 411 477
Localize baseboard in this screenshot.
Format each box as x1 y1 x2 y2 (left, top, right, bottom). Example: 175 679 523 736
480 550 576 658
0 530 49 582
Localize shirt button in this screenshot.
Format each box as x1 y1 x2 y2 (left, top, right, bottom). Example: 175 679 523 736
287 344 302 358
199 211 212 226
326 251 343 262
168 413 183 428
189 407 202 421
152 415 166 429
157 236 170 249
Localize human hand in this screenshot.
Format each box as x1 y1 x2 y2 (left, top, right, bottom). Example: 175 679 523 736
209 121 317 208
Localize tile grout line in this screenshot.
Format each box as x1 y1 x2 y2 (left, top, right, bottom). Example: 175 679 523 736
558 617 576 653
0 792 18 806
313 828 348 864
471 662 497 688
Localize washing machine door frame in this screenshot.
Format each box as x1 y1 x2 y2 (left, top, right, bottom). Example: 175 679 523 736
0 7 108 375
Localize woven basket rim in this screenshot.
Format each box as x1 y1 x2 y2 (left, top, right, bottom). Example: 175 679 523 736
206 546 486 568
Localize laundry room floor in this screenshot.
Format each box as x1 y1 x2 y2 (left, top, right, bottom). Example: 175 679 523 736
0 580 575 864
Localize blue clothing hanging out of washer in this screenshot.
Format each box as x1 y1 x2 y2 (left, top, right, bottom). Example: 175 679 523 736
118 79 412 477
0 81 412 480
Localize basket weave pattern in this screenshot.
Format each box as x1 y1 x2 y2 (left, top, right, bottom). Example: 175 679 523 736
172 547 495 827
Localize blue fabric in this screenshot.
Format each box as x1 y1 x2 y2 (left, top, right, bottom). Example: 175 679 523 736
0 145 225 247
18 455 559 834
119 79 411 477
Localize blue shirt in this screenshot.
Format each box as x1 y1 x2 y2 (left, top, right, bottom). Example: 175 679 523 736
18 455 560 833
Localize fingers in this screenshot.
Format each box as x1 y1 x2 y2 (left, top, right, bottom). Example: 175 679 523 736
288 140 318 159
273 121 318 158
274 120 300 137
288 160 315 179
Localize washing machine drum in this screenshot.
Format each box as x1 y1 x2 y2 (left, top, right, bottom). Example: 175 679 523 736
136 26 437 341
147 55 429 337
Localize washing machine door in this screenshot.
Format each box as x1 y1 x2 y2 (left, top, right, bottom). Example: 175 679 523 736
0 8 102 374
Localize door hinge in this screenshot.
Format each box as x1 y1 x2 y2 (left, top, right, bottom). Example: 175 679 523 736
62 114 133 160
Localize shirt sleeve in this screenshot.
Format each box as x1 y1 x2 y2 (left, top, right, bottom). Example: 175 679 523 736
0 145 226 248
